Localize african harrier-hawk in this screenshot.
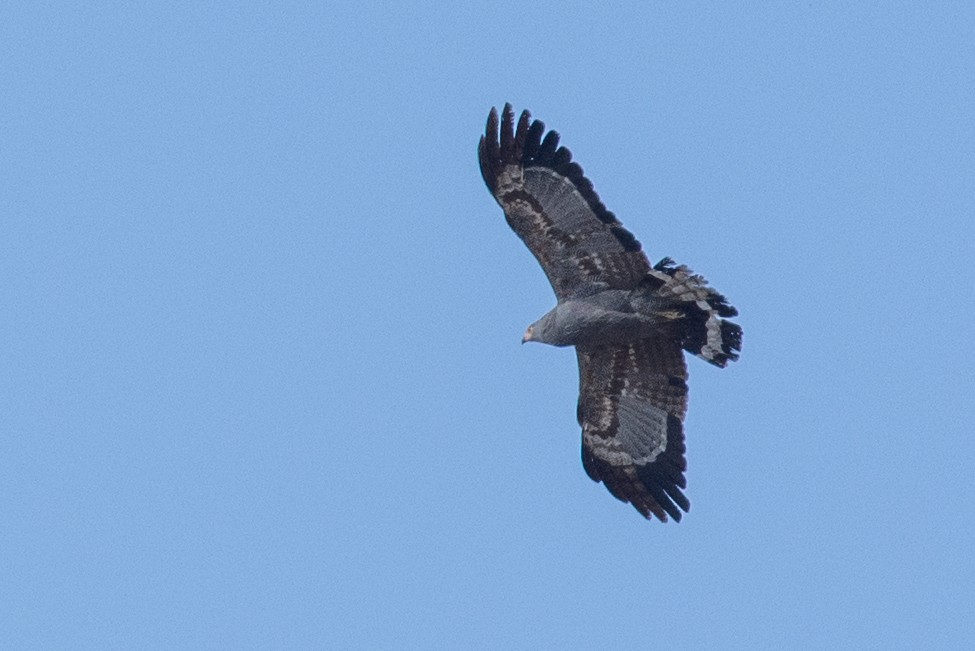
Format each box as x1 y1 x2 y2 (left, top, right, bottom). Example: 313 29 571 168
478 104 742 522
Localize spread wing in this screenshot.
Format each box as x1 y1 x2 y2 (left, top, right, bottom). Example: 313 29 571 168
478 104 651 300
577 337 691 522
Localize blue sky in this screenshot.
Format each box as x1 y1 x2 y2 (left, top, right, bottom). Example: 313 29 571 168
2 2 973 649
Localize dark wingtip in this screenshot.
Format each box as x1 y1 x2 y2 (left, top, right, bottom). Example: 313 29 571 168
480 103 524 195
515 108 530 155
636 470 690 523
486 106 499 142
479 107 502 192
499 104 515 154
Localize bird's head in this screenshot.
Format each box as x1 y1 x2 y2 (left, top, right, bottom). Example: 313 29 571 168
522 308 573 347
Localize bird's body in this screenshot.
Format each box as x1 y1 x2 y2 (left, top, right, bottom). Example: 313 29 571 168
526 291 672 347
478 104 741 522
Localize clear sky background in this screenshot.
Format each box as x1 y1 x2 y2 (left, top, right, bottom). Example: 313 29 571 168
2 2 973 649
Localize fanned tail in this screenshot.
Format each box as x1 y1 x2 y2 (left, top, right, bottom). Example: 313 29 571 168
641 258 742 367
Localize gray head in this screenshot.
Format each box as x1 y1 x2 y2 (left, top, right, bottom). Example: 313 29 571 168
522 306 577 347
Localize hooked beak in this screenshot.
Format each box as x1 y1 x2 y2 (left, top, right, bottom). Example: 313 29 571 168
522 326 534 344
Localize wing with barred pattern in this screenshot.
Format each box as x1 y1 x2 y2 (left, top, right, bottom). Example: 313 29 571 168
577 338 691 522
478 104 651 300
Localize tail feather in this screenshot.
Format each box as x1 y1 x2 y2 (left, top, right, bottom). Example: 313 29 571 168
645 258 742 367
